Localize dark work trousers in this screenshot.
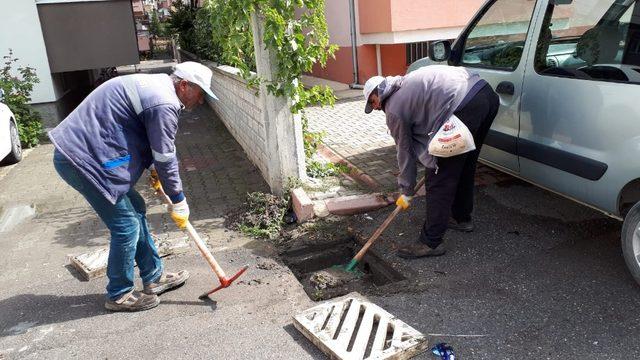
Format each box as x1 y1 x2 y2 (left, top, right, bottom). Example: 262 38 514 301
419 85 500 249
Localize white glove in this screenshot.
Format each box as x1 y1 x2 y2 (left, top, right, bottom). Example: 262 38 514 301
170 199 190 229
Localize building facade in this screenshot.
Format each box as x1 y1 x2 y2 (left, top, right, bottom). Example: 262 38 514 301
0 0 140 127
313 0 485 84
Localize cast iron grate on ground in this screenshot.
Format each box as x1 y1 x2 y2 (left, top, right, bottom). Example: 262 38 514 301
280 239 406 301
294 296 428 359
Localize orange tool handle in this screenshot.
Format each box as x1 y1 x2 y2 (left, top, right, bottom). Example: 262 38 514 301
353 177 426 263
155 186 228 280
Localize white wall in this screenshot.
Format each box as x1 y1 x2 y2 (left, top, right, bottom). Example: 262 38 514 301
0 1 57 104
325 0 352 47
205 63 269 183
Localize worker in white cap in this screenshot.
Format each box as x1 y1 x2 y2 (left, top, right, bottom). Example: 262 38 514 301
49 62 217 311
363 66 498 259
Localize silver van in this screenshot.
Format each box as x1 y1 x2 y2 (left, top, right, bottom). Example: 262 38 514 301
411 0 640 284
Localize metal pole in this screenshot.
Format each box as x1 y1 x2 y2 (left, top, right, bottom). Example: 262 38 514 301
348 0 360 87
376 44 382 76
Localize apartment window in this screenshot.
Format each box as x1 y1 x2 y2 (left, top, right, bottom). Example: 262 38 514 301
406 42 430 65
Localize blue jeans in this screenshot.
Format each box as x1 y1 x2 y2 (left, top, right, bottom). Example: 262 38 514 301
53 149 163 300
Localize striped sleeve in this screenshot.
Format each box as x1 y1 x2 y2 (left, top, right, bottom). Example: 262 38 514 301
142 104 184 203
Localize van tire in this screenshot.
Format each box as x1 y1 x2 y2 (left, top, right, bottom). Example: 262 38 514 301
0 121 22 166
621 201 640 286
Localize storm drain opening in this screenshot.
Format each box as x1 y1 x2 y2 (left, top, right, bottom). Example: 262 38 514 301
280 239 406 300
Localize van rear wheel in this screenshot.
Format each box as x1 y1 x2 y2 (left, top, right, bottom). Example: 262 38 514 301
622 201 640 286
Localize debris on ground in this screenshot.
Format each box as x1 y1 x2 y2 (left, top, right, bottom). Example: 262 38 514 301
309 267 361 290
238 279 263 286
225 192 289 240
256 259 278 270
431 343 455 360
283 210 297 224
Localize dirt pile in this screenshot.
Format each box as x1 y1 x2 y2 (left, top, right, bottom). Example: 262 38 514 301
225 192 288 239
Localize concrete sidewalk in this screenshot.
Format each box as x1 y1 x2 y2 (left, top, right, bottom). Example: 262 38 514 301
306 97 398 191
305 96 511 192
0 106 323 359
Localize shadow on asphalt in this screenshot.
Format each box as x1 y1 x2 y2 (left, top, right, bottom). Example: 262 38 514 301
0 294 219 338
0 293 107 337
64 264 89 282
162 298 217 311
35 210 170 251
282 323 326 359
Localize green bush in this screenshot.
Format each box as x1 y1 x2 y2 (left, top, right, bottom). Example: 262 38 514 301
168 1 223 62
149 10 169 37
0 50 43 148
209 0 256 72
168 2 196 52
302 114 346 178
306 160 348 178
192 1 222 61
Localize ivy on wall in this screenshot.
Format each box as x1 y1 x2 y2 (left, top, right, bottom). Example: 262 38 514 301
209 0 338 113
208 0 340 176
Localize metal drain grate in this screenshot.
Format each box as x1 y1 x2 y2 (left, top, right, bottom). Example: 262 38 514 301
294 296 428 360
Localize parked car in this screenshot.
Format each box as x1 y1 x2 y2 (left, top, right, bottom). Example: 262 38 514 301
0 89 22 166
410 0 640 285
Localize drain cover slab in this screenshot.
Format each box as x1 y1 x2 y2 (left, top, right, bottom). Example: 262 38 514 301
69 235 190 280
294 296 428 359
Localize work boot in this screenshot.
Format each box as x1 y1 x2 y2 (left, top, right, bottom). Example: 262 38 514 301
448 218 474 232
105 290 159 312
397 242 446 259
143 270 190 295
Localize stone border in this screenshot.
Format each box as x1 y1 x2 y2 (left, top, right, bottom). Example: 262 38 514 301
291 142 427 221
317 143 381 191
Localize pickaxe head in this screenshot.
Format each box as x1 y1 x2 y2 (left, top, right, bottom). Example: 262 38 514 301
198 266 249 299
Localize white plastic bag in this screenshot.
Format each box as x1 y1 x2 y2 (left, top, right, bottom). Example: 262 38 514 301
428 115 476 158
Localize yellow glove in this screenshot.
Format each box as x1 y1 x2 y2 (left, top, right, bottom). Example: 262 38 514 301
170 199 190 229
395 195 413 210
149 168 162 192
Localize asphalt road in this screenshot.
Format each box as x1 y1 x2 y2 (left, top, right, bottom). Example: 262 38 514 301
2 143 638 359
345 177 640 359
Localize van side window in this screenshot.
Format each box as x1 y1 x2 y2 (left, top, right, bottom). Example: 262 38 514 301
535 0 640 84
461 0 537 71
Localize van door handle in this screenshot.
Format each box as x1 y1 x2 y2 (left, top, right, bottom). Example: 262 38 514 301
496 81 515 95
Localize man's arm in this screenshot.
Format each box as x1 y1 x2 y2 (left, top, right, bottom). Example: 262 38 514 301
387 112 417 196
142 105 184 203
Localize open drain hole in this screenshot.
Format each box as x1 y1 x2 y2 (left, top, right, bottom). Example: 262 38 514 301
280 239 405 300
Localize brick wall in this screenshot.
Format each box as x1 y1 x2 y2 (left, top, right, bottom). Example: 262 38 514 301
179 49 269 185
206 64 269 182
179 47 306 194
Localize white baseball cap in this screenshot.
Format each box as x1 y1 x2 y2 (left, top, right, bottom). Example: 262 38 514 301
173 61 219 100
363 76 385 114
